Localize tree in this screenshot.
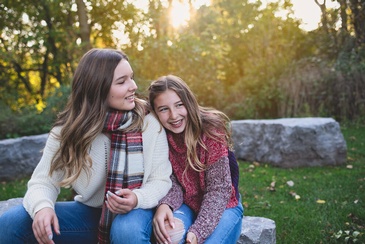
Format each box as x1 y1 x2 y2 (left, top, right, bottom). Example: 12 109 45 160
0 0 141 109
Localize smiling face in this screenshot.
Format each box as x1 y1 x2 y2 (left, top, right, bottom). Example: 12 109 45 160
153 89 188 134
107 59 137 111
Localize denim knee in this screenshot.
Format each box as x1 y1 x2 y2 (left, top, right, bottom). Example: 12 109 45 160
0 205 36 243
110 209 153 244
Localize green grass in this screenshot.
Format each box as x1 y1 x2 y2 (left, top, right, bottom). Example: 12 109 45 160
0 177 74 202
1 125 365 243
239 125 365 243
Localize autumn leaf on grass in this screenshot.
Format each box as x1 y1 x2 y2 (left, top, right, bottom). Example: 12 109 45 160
289 191 300 200
349 136 356 141
243 202 249 208
286 180 294 187
346 165 353 169
267 181 276 191
316 199 326 204
347 156 354 162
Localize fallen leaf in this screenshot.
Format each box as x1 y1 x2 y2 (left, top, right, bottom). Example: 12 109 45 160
289 191 296 196
253 161 260 167
316 199 326 204
287 180 294 187
267 181 276 191
346 165 353 169
243 202 249 208
354 199 358 204
295 195 301 200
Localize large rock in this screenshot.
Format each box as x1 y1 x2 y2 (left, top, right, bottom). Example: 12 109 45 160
0 133 48 181
0 198 23 217
232 118 347 167
0 198 276 244
239 216 276 244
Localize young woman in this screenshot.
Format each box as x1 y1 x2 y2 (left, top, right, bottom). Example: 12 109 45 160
149 75 243 244
0 48 172 244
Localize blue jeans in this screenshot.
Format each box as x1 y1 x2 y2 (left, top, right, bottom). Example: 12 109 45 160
0 201 155 244
110 206 154 243
173 201 244 244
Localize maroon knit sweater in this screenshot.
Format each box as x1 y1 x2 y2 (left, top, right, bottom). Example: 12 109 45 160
159 131 238 243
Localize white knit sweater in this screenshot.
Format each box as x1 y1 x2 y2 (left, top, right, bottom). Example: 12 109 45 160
23 113 172 219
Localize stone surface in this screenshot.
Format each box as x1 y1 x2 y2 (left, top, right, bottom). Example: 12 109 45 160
0 198 276 244
0 133 48 181
238 216 276 244
0 118 348 181
231 117 347 167
0 198 23 217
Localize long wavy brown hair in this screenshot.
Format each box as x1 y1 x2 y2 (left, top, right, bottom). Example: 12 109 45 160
50 48 147 186
148 75 232 172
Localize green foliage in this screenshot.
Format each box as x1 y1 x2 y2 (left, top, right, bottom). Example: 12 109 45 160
276 53 365 123
1 0 365 135
0 101 49 139
332 229 362 243
0 85 70 139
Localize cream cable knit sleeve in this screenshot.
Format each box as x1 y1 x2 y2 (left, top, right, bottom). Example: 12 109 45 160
23 114 172 219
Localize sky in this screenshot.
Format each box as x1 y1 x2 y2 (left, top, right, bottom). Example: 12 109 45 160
290 0 339 31
134 0 339 31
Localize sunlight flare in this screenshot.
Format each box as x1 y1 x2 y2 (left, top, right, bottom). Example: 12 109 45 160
170 1 190 28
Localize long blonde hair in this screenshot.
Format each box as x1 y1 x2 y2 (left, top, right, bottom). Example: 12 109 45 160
148 75 232 172
50 48 147 186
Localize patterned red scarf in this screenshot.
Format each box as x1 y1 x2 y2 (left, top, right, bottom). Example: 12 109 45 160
98 110 144 243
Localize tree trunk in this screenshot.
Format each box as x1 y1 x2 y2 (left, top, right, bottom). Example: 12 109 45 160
349 0 365 47
314 0 329 35
76 0 91 52
338 0 348 32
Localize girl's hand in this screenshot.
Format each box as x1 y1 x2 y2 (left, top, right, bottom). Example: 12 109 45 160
105 189 138 214
32 207 60 244
186 232 197 244
153 204 174 244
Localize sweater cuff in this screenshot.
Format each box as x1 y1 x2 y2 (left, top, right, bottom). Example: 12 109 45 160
189 229 204 244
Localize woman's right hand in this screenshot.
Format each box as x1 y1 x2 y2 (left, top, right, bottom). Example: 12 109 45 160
153 204 174 244
32 207 60 244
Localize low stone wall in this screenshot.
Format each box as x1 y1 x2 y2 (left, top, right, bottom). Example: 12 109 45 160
232 117 347 168
0 133 48 181
0 198 276 244
0 117 348 181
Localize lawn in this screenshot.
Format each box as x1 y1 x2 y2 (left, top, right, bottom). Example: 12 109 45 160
239 125 365 243
1 125 364 243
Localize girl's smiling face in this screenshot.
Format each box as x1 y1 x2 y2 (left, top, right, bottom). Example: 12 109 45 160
107 59 137 111
153 89 188 134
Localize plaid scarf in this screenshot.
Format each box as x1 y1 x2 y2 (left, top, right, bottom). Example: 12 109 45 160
98 110 144 243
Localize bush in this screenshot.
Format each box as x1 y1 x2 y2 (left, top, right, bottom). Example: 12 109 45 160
0 85 70 139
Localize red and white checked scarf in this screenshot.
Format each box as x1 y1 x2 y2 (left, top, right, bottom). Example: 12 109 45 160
98 110 144 243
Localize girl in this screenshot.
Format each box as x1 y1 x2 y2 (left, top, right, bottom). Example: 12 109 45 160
0 49 172 244
149 75 243 244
